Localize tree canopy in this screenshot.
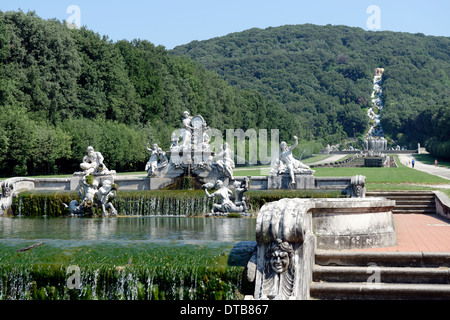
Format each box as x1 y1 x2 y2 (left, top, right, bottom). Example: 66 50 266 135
0 11 286 176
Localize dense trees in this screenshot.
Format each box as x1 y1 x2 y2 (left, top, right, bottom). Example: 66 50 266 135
0 11 449 178
0 11 290 176
172 24 450 158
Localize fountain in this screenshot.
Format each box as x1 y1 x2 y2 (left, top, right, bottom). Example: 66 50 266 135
364 68 387 152
0 108 399 301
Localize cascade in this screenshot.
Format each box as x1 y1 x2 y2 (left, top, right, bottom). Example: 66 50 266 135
365 68 387 151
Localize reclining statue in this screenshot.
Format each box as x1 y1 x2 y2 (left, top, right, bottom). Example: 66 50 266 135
203 178 249 216
80 146 111 176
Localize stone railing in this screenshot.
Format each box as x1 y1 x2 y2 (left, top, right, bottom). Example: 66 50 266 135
0 173 367 216
0 177 37 215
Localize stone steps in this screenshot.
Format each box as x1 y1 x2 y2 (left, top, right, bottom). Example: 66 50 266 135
366 191 436 214
310 251 450 300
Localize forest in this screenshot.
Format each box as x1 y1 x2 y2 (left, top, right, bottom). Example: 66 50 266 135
0 12 449 177
171 24 450 159
0 11 292 176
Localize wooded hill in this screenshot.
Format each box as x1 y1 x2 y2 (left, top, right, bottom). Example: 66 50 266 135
0 11 291 176
171 24 450 159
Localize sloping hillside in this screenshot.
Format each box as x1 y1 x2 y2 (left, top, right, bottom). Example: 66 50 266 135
171 24 450 156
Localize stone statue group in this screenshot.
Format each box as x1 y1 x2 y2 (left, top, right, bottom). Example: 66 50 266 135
203 177 250 217
64 172 118 217
65 146 118 217
67 110 315 218
145 110 235 180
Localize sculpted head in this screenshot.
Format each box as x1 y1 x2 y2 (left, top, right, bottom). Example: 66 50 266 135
268 239 294 274
215 180 224 189
87 146 95 156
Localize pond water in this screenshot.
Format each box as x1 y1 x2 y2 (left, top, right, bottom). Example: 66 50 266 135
0 216 256 243
0 217 257 300
0 216 257 266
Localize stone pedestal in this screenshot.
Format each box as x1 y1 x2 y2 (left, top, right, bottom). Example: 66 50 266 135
268 173 315 190
246 197 397 300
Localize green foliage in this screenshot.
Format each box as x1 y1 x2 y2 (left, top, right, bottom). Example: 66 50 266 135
0 11 271 176
171 24 449 153
0 12 448 175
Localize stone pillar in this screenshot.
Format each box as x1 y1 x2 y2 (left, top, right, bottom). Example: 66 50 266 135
246 199 316 300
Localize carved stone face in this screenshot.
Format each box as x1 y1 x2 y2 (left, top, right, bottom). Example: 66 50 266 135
269 249 290 274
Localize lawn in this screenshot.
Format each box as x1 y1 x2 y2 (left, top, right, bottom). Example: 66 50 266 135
234 155 449 191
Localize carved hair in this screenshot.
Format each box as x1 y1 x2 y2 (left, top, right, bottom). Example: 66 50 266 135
267 239 294 259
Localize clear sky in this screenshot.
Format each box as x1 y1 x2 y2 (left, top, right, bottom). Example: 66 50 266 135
1 0 449 49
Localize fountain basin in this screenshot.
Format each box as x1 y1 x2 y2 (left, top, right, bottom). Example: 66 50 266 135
311 197 397 250
0 216 256 300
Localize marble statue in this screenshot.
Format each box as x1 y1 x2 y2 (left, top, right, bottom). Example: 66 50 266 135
232 177 249 213
64 176 119 216
65 175 98 216
203 178 248 216
143 110 234 184
145 143 160 176
97 179 118 216
213 142 235 179
349 175 366 198
276 136 314 184
262 239 296 299
180 111 194 148
145 143 170 177
80 146 111 175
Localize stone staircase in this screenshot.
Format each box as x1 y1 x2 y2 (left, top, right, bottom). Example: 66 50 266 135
310 251 450 300
366 191 436 214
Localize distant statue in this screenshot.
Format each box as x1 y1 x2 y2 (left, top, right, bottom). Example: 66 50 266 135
203 179 248 216
145 143 159 176
80 146 110 175
65 175 99 216
203 180 234 216
97 179 118 217
65 176 119 216
232 177 249 213
214 143 235 179
278 136 314 184
180 111 194 148
145 143 170 176
375 68 385 77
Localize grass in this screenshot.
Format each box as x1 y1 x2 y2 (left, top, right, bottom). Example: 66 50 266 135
414 154 450 169
2 155 449 192
235 155 450 192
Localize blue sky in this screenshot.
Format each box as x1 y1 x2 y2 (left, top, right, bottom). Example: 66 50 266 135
1 0 449 49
